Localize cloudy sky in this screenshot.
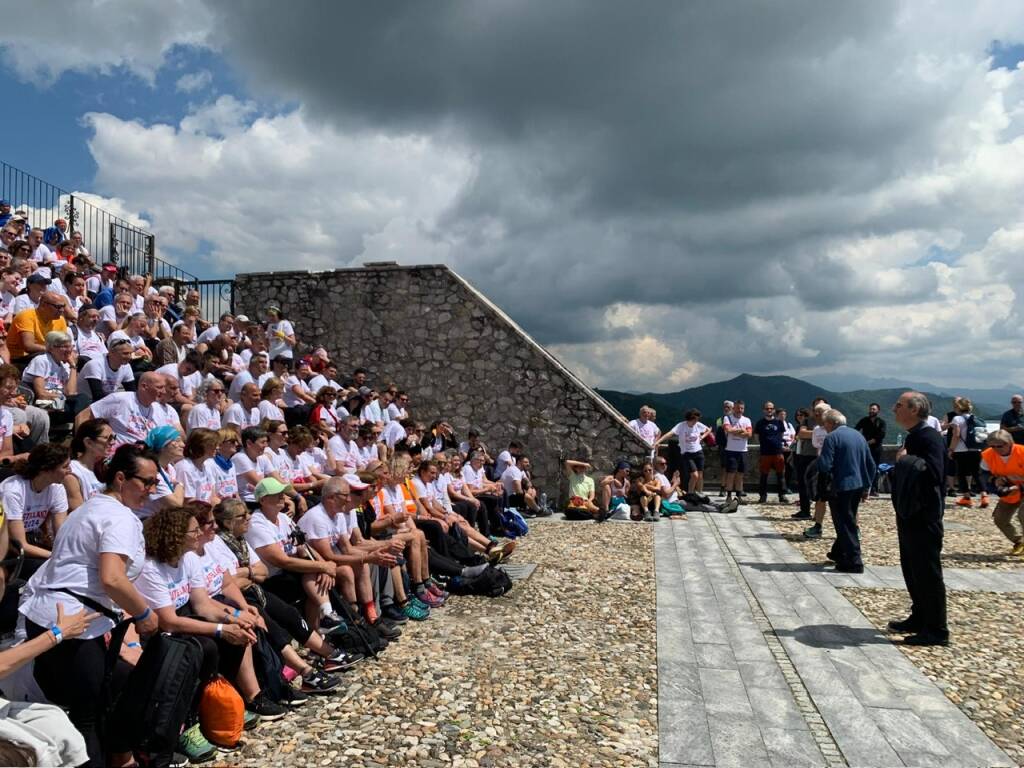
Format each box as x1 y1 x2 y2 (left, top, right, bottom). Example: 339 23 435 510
4 1 1024 393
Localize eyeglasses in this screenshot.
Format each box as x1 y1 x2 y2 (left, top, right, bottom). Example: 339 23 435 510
185 527 201 537
130 474 159 489
42 301 64 310
198 518 216 529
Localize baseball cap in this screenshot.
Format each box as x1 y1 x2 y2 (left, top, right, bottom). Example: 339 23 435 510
343 473 369 491
254 477 294 500
235 314 249 323
0 200 9 207
26 274 51 286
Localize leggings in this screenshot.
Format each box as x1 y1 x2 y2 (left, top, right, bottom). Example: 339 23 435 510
954 451 982 495
428 548 465 577
26 621 134 767
257 588 314 645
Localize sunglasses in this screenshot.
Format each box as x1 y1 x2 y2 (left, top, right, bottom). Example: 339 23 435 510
131 475 159 489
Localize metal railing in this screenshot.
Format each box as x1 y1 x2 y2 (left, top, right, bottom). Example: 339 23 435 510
1 160 199 282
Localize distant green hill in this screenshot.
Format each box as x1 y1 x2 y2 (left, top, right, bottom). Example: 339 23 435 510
598 373 1003 438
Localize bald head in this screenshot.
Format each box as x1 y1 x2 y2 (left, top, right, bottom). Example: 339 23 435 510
894 391 930 429
240 382 260 407
137 372 165 405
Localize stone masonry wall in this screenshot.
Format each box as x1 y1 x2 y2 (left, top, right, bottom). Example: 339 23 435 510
233 264 651 498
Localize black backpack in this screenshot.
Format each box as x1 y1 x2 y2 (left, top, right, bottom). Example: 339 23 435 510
963 414 986 450
447 566 513 597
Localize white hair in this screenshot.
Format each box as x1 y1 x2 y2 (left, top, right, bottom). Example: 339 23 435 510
823 409 846 427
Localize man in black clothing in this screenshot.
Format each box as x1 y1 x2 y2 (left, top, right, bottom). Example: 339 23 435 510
753 401 789 504
999 395 1024 445
855 403 886 496
890 391 949 646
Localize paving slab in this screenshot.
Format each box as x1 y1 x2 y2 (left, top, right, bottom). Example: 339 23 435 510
656 504 1014 767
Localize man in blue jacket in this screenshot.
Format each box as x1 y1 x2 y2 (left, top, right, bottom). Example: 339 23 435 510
817 409 876 573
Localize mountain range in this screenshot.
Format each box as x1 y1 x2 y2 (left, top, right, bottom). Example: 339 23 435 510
804 373 1022 408
597 373 1007 435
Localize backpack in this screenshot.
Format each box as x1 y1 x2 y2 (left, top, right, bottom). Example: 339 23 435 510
499 507 529 539
109 631 205 755
198 675 244 748
447 565 513 597
963 414 987 450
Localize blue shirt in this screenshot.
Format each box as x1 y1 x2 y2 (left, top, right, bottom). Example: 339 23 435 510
817 425 876 492
753 418 785 456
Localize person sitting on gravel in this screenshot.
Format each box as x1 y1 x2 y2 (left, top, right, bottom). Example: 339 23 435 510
632 461 663 521
979 430 1024 556
563 458 602 521
599 461 632 521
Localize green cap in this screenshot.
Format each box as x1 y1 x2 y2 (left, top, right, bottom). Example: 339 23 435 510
254 477 293 501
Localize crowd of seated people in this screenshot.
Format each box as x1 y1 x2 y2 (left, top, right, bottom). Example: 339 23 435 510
0 214 555 767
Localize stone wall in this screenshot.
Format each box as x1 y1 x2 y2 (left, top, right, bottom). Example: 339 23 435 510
233 263 652 497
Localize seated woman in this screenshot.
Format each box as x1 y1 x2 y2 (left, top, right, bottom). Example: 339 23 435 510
135 505 284 761
63 418 112 511
138 425 185 520
232 427 285 510
175 428 221 505
275 426 328 505
0 443 70 572
258 378 286 423
207 428 241 500
599 461 632 521
20 330 80 425
110 312 153 370
441 453 484 525
211 498 361 673
631 462 663 521
19 444 162 767
309 386 341 435
185 378 225 434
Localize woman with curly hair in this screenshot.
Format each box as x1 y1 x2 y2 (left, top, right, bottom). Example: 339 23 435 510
0 443 70 569
136 504 285 760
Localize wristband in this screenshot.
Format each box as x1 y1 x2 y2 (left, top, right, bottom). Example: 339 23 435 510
50 625 63 644
126 641 141 648
132 607 151 623
215 623 223 638
233 608 241 618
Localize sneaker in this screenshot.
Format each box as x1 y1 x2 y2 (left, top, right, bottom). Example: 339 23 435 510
372 618 403 639
243 709 260 731
417 589 445 608
426 581 449 599
319 611 348 634
1011 541 1024 556
955 496 974 508
979 494 990 509
382 603 409 623
247 693 288 721
178 723 216 764
169 752 190 768
758 495 768 504
719 499 740 514
301 668 340 694
402 600 430 621
315 649 364 672
887 616 920 633
278 685 309 708
803 524 822 539
736 491 748 499
790 511 812 520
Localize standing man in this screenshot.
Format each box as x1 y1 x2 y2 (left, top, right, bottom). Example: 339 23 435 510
889 392 949 646
722 401 752 502
628 406 661 453
714 400 734 497
816 410 874 573
855 403 887 496
999 395 1024 446
753 401 789 504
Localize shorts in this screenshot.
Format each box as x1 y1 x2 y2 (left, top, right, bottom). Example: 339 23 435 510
759 455 785 475
724 450 746 473
610 495 627 508
682 452 705 472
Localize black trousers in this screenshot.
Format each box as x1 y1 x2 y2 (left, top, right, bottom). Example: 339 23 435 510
794 454 815 515
896 503 948 636
26 622 133 767
474 494 502 536
827 489 863 567
954 451 982 495
869 444 883 492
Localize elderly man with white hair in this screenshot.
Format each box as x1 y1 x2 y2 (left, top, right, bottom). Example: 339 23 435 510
20 330 80 428
816 409 876 574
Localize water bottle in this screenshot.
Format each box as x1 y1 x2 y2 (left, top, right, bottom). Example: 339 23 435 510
540 492 548 511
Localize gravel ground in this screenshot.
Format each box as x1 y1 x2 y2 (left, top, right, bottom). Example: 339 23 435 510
755 496 1024 570
843 587 1024 766
224 520 658 768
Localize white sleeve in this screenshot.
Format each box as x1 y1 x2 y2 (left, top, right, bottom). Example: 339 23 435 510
0 480 25 521
135 561 173 609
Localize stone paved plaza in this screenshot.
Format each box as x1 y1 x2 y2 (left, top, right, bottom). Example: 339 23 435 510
656 501 1021 768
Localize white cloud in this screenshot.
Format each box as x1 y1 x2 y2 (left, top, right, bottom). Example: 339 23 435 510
0 0 213 85
175 70 213 93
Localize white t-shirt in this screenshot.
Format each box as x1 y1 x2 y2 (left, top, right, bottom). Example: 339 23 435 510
672 421 710 454
88 392 171 447
382 421 406 449
136 558 191 611
223 402 260 429
11 293 39 315
281 375 310 408
0 408 13 454
462 464 486 490
655 471 679 503
297 503 347 552
355 441 378 468
175 458 216 501
410 475 440 505
361 399 382 424
206 457 238 499
108 329 147 354
69 459 103 503
327 435 358 469
196 326 225 346
0 290 16 319
387 403 406 421
81 355 134 397
22 353 70 394
231 451 276 502
204 534 261 576
258 400 284 422
155 363 200 397
724 415 753 452
228 369 254 403
19 494 145 639
812 425 828 453
500 465 525 496
0 475 69 533
186 403 222 433
925 415 943 433
75 327 107 360
494 450 515 478
184 549 227 598
782 421 797 449
627 419 660 445
952 414 972 453
245 510 296 577
307 374 340 395
276 450 317 484
267 320 294 359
